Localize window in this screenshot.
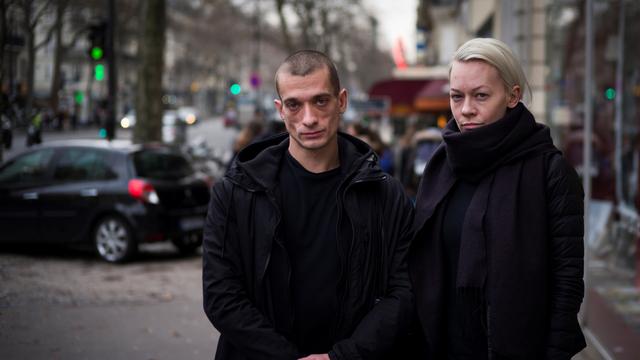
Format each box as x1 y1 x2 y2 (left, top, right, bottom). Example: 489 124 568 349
53 148 117 182
133 150 194 180
0 149 54 185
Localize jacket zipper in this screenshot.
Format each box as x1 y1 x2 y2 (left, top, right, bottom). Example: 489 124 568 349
265 189 296 331
334 172 387 335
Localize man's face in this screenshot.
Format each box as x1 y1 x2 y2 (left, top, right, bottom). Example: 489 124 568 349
449 60 520 132
275 67 347 154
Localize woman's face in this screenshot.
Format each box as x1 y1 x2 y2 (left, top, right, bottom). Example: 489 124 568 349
449 60 520 132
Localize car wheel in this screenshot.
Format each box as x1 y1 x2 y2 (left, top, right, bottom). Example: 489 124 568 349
93 216 137 263
172 232 202 254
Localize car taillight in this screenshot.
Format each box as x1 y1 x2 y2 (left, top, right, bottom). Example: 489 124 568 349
128 179 160 204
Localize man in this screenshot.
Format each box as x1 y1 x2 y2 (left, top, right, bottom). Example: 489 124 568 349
203 50 414 360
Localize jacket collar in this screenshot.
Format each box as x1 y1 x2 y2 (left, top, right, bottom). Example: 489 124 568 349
226 131 382 191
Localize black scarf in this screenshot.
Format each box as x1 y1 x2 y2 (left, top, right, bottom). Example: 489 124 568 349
442 103 559 291
411 102 560 353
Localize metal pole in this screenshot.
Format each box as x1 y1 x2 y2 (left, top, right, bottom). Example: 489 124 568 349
106 0 117 140
253 0 261 113
614 0 625 205
582 0 594 328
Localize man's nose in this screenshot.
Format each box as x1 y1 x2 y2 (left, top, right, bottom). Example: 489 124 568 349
301 103 318 126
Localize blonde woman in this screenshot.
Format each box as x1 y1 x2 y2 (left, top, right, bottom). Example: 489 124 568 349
409 38 586 359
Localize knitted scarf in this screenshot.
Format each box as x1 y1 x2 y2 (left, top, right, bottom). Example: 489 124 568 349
412 102 560 353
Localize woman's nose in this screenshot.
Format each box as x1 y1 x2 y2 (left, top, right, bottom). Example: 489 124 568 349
461 98 475 117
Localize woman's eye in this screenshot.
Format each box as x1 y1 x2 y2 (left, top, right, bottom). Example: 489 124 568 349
476 93 488 100
450 94 462 101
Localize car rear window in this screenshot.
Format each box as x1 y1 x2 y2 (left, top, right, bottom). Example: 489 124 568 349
133 150 194 180
53 148 118 182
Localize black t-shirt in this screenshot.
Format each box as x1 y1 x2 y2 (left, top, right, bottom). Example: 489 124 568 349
278 151 342 355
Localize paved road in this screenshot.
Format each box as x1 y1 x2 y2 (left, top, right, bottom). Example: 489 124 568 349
0 244 218 360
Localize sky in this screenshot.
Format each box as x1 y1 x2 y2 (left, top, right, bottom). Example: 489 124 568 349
364 0 418 63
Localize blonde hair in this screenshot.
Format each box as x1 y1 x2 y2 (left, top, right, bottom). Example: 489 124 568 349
450 38 531 104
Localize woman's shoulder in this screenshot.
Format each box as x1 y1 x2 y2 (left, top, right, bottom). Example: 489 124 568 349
544 152 584 196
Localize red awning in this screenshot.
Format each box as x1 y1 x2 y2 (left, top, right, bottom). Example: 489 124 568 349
414 79 449 112
368 79 429 116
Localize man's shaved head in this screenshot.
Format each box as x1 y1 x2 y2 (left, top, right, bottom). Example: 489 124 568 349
275 50 341 98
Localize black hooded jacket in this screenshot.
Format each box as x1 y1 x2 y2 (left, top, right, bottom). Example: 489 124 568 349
203 132 415 360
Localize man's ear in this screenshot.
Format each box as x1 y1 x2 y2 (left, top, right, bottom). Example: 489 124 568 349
338 89 348 113
507 85 521 108
274 99 284 119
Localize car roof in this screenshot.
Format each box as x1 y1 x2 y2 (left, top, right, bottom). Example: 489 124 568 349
32 140 180 154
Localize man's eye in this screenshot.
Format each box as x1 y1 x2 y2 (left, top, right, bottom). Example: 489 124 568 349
316 98 329 106
286 102 300 111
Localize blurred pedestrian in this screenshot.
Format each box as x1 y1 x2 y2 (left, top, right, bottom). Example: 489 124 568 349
347 124 395 176
409 38 586 359
26 108 42 146
223 106 238 128
226 120 264 169
203 50 414 360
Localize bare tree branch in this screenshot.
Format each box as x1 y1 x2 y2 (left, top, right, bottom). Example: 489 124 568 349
62 24 88 51
29 0 52 30
34 17 55 49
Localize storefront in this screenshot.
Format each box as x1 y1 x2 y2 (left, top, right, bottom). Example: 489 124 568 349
545 1 640 358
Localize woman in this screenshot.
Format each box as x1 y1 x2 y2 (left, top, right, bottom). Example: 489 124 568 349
408 38 586 359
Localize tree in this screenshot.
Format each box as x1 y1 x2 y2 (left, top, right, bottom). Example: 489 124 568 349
269 0 391 94
48 0 92 113
0 0 15 92
274 0 293 53
18 0 55 123
133 0 165 143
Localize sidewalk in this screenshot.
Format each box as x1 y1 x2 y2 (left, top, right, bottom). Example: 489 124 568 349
579 259 640 360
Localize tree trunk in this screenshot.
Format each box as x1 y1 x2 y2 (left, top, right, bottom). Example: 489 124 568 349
274 0 293 53
23 0 35 124
0 0 7 91
49 0 66 113
134 0 165 144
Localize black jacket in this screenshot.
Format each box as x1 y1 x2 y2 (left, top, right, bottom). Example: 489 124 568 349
203 132 415 360
409 107 586 359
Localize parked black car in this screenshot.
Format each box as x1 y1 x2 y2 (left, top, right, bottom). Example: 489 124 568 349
0 140 212 263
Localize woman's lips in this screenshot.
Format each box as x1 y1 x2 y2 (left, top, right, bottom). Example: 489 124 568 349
461 122 482 130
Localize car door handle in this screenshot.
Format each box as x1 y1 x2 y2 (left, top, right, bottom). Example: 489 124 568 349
23 192 39 200
80 189 98 197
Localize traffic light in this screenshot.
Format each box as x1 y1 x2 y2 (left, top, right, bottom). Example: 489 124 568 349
74 91 84 105
94 64 105 81
605 87 616 101
87 22 108 61
230 83 241 95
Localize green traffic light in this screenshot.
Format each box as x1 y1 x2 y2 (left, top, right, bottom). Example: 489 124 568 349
99 128 107 138
605 87 616 100
94 64 105 81
230 83 241 95
74 91 84 104
91 46 104 60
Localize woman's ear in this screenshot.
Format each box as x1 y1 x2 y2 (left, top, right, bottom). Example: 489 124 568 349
507 85 521 108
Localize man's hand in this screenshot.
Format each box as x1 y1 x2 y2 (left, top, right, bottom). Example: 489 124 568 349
298 354 330 360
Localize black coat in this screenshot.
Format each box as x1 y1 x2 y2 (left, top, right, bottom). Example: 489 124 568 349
409 106 586 359
203 132 415 360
